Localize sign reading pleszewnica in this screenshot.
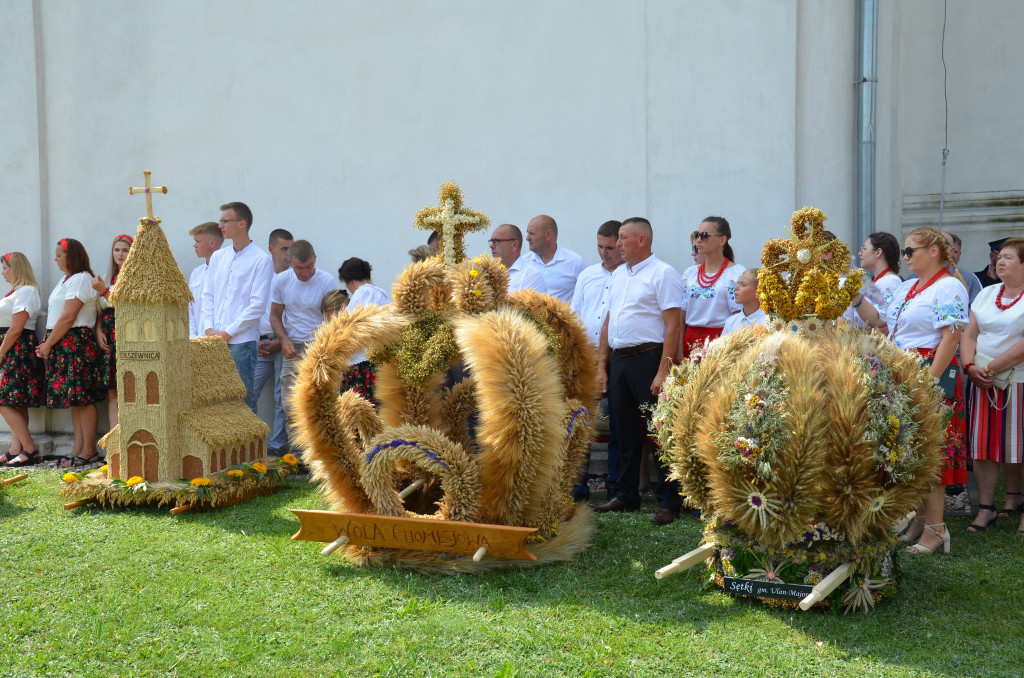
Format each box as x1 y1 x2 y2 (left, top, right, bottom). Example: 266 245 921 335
723 576 814 601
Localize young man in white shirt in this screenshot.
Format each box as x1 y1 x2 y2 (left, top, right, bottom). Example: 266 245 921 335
270 240 338 449
254 228 293 454
188 221 223 339
487 223 547 294
525 215 586 303
593 217 684 526
570 219 624 501
200 201 274 413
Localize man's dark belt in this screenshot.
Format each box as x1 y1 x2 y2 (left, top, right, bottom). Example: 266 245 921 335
613 342 662 357
259 334 275 341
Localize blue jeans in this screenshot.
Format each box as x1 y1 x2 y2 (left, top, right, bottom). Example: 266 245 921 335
254 350 288 452
228 341 258 413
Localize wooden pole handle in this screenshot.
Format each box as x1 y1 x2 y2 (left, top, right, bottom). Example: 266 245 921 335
398 478 425 499
2 473 28 486
321 535 349 556
799 561 855 611
63 497 98 510
655 543 717 580
169 504 195 515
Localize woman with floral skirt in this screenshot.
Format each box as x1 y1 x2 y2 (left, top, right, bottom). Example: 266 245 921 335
0 253 44 467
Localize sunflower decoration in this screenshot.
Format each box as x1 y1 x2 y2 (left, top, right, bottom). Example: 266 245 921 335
758 207 863 323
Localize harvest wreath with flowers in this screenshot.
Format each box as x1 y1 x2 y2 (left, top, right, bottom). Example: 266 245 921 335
58 455 297 510
651 208 949 613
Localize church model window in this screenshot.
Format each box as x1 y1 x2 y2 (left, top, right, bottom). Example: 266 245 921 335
145 372 159 404
123 371 136 403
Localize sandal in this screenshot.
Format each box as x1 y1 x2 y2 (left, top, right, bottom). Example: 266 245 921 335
69 454 102 467
6 450 40 468
907 522 951 554
0 451 20 464
998 491 1023 519
898 516 926 543
966 504 998 533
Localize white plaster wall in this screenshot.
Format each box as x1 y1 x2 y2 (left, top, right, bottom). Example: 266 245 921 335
877 0 1024 269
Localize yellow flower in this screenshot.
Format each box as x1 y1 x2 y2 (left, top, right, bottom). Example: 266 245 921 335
99 465 108 473
227 469 244 478
252 462 268 474
473 289 482 297
126 476 144 487
282 453 298 466
190 477 211 487
62 472 78 483
469 269 479 277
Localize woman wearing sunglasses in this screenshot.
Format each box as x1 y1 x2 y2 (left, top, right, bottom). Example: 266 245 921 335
850 226 969 555
680 216 744 356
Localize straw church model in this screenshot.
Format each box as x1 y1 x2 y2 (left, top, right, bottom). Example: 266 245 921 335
61 171 294 512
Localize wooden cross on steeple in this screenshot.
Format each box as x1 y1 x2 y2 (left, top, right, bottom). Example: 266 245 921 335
128 169 168 220
414 181 490 265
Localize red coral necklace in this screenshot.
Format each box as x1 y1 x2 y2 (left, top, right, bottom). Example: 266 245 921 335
995 283 1024 310
904 269 948 302
697 259 729 288
875 267 892 280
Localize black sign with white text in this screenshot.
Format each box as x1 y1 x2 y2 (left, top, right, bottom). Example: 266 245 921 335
723 577 814 601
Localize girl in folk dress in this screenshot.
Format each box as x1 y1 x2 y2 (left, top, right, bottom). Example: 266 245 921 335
35 238 104 467
92 234 133 428
0 253 44 467
337 258 390 405
847 231 904 326
680 216 744 356
851 227 969 555
959 238 1024 535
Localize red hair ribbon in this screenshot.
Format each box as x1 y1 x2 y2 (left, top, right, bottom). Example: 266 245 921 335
59 238 68 251
115 234 134 244
3 253 10 263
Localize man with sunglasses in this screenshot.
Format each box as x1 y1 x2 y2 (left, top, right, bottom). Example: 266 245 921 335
488 224 547 294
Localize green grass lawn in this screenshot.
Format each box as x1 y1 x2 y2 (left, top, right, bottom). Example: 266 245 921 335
1 469 1020 677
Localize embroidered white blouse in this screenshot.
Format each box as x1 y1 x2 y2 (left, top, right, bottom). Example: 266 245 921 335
884 275 968 350
680 262 745 328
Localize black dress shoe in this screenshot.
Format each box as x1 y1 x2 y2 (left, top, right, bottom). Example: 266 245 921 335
651 507 679 526
591 498 636 513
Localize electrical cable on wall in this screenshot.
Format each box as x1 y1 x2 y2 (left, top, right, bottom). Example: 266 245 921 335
938 0 950 228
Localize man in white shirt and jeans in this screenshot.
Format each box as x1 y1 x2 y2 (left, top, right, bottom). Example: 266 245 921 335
187 221 224 339
254 228 293 454
487 224 547 294
593 217 684 526
270 240 338 449
201 201 274 413
525 215 586 303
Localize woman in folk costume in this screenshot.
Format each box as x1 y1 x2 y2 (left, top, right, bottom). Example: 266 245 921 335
850 227 969 555
679 216 745 357
92 233 133 428
0 253 45 467
959 238 1024 535
35 238 104 467
847 231 904 326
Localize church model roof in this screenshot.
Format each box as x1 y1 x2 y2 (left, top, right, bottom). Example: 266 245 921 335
179 401 269 447
110 218 193 307
189 337 247 406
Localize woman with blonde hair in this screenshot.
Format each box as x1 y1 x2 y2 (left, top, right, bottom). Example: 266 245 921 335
92 234 133 427
959 237 1024 534
0 253 44 467
36 238 104 467
850 227 969 554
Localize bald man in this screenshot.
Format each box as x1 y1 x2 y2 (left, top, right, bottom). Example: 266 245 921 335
488 223 547 293
524 215 586 303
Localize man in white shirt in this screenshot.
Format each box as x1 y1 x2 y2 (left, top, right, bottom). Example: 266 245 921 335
188 221 223 339
253 228 293 453
570 219 624 501
592 217 684 526
487 223 547 294
201 201 274 413
525 215 586 303
270 240 338 450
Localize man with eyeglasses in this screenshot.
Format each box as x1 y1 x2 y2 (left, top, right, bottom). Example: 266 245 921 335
200 201 274 414
524 215 586 303
488 224 547 294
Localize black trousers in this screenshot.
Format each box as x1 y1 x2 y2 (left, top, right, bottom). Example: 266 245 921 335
609 348 682 511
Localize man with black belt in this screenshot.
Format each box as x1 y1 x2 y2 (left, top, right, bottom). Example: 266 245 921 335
592 217 684 525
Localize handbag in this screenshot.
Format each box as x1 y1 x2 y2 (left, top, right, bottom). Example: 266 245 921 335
922 356 960 399
975 351 1014 391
